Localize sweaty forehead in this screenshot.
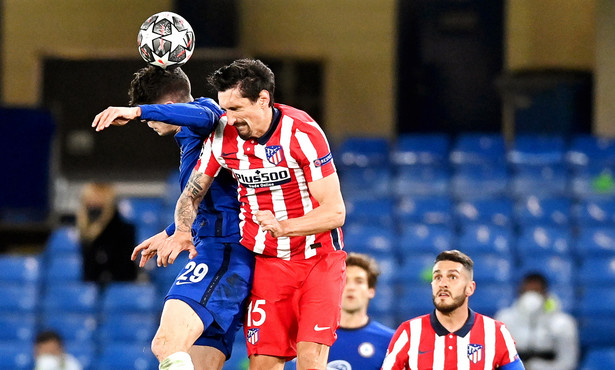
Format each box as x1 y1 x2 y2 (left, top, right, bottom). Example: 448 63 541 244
217 87 246 109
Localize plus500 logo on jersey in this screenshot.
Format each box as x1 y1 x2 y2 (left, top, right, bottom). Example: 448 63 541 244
234 168 291 188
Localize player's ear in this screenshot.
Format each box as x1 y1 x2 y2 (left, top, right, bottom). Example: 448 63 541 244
368 287 376 300
258 90 270 107
465 281 476 297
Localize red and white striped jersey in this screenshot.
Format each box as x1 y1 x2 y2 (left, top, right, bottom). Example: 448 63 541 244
382 310 524 370
195 103 344 260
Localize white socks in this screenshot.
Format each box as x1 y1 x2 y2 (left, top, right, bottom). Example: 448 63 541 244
159 352 194 370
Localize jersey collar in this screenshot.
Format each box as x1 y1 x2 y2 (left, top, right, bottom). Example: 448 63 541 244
430 308 476 337
257 107 281 145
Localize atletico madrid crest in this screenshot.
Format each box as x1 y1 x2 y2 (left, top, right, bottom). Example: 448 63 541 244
265 145 284 165
467 344 483 363
247 328 260 345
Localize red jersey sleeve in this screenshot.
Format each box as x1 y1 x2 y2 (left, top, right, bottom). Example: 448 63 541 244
290 122 336 183
494 321 522 368
194 132 221 177
382 321 411 370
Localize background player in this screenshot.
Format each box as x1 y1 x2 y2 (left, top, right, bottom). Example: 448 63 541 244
92 66 254 370
382 250 525 370
151 58 346 370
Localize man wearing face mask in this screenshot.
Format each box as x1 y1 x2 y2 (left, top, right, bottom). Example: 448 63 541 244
495 273 579 370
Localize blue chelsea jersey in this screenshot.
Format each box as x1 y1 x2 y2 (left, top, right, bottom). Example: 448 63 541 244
328 320 395 370
139 97 240 241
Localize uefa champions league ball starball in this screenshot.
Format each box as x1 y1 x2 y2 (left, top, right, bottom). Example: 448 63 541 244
137 11 195 69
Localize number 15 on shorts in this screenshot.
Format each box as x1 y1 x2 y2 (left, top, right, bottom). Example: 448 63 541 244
247 299 266 326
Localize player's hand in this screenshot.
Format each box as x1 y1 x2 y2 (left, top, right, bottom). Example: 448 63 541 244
92 106 141 131
256 210 286 238
156 231 197 267
131 230 168 268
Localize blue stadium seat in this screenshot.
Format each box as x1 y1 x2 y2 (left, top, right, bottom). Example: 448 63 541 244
45 254 83 282
0 254 41 284
548 284 576 314
566 135 615 172
576 226 615 258
345 197 395 228
396 195 454 227
579 317 615 349
0 341 33 369
227 334 250 370
395 253 436 285
118 196 167 243
42 282 99 314
368 281 396 320
514 195 572 226
449 133 507 167
396 283 434 321
65 340 96 370
339 167 393 199
342 224 397 255
393 166 450 197
451 164 509 200
0 283 38 314
335 136 390 169
569 166 615 199
578 287 615 318
516 225 573 257
471 255 513 285
398 224 454 255
470 283 514 318
517 255 575 286
457 224 513 257
40 313 98 342
95 343 157 370
98 313 158 344
0 313 36 343
577 257 615 285
507 135 566 167
44 226 80 256
574 198 615 226
391 133 450 167
510 164 569 198
102 282 159 314
579 347 615 370
455 197 514 227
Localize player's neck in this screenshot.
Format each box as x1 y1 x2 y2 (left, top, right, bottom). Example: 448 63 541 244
340 310 369 329
435 304 469 333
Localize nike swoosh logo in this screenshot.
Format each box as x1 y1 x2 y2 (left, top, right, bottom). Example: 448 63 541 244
314 325 330 331
418 349 433 355
175 281 193 286
222 151 238 156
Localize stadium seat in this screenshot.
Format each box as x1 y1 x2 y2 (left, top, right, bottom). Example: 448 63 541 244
118 196 167 243
65 339 96 370
510 164 569 198
574 198 615 226
455 197 514 227
569 166 615 199
566 135 615 172
42 282 99 314
395 253 436 285
516 225 573 257
398 224 454 255
577 257 615 285
579 347 615 370
339 166 393 199
0 283 38 314
507 135 566 168
101 282 159 314
579 317 615 349
40 313 98 342
0 254 41 284
44 226 80 256
578 287 615 318
392 165 450 197
451 164 509 200
391 133 450 167
342 224 397 255
514 195 572 226
449 133 507 167
517 255 575 286
470 283 514 318
335 136 390 169
0 341 33 369
396 283 435 322
345 197 395 228
457 224 513 257
548 284 576 314
368 282 396 320
45 254 83 282
95 343 157 370
227 334 250 370
470 255 513 285
98 313 158 344
396 195 454 227
0 313 36 343
576 226 615 258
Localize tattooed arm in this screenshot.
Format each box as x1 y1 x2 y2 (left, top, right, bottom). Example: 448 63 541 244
156 170 214 267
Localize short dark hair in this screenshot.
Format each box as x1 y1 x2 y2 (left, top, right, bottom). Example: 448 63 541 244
207 59 275 106
520 272 548 293
128 66 191 106
346 252 381 289
435 250 474 277
35 330 63 346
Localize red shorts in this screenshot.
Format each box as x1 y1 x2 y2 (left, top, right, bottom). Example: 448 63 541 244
243 250 346 359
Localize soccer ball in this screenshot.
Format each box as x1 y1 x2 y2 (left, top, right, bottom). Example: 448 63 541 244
137 11 195 69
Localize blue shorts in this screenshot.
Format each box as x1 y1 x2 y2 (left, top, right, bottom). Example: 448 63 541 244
165 237 254 358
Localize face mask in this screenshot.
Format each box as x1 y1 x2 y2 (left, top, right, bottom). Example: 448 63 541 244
87 206 104 221
35 354 62 370
518 291 545 314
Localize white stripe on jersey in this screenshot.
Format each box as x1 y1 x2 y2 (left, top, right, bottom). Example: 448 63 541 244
382 326 409 370
294 129 319 259
433 334 445 370
408 318 422 369
500 324 518 363
456 331 470 370
483 315 496 370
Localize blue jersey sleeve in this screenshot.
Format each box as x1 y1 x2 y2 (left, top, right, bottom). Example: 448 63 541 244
139 97 223 135
499 358 525 370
